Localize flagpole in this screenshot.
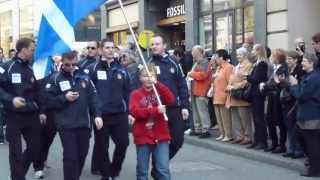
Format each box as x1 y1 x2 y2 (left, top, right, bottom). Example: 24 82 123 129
117 0 168 121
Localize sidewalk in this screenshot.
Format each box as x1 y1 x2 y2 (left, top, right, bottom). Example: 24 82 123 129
184 129 305 172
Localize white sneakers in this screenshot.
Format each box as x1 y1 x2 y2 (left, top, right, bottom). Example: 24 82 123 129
215 135 224 141
184 128 192 135
222 137 232 142
216 135 232 142
34 170 44 179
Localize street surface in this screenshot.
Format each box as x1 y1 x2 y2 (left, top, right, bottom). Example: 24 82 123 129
0 135 314 180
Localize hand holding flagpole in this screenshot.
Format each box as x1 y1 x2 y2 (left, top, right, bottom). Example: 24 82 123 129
117 0 169 121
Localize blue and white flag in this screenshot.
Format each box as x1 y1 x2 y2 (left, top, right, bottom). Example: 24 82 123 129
34 0 106 79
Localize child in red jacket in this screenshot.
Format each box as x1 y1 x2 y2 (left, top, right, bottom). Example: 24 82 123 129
130 64 175 180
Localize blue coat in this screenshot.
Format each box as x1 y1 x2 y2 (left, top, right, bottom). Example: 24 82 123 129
149 54 189 109
45 70 101 129
88 60 130 114
290 70 320 122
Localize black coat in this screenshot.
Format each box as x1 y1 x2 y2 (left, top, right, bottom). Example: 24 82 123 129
0 57 40 114
247 61 268 97
45 70 100 129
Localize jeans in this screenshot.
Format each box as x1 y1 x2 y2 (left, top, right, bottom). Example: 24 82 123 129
136 142 170 180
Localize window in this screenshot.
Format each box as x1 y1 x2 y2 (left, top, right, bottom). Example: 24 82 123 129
199 14 213 51
213 0 242 12
0 11 13 56
200 0 211 12
19 0 34 38
244 5 254 40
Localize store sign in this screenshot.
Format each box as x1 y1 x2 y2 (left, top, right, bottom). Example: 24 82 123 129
166 4 185 18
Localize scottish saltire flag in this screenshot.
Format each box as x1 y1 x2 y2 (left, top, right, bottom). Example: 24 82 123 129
33 0 106 79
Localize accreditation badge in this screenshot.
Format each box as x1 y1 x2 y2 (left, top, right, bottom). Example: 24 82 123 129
81 81 86 88
170 67 175 74
117 73 122 80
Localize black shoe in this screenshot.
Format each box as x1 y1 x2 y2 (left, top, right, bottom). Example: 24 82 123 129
304 158 310 167
198 132 211 139
282 153 294 158
246 143 257 149
264 146 276 152
189 131 201 136
272 146 286 154
0 139 4 145
151 168 158 180
254 143 267 150
91 170 101 176
300 169 320 177
291 154 304 159
100 177 111 180
111 176 120 180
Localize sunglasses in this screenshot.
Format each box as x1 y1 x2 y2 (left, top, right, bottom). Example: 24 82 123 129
64 63 77 67
87 47 97 50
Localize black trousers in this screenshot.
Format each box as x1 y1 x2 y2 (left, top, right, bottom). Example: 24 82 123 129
266 117 287 147
34 112 57 171
59 128 90 180
96 113 129 177
299 128 320 174
167 107 185 159
91 125 101 172
6 112 40 180
151 107 185 179
251 96 267 145
208 98 217 127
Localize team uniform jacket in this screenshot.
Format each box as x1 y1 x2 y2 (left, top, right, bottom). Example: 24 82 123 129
78 56 97 74
88 60 130 114
45 69 101 129
149 54 189 109
0 57 39 114
130 82 175 145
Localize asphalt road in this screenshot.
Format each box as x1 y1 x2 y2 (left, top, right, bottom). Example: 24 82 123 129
0 135 315 180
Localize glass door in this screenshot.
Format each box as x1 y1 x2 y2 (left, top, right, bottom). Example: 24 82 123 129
214 11 235 54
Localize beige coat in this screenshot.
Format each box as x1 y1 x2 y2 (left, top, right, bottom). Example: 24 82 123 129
226 60 253 107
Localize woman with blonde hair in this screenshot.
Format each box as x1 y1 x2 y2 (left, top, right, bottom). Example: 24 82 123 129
246 44 269 150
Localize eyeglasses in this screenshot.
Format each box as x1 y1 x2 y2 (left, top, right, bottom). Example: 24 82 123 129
64 63 77 67
87 47 97 50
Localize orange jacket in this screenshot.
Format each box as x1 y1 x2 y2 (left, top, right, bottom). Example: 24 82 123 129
213 62 233 105
190 60 212 97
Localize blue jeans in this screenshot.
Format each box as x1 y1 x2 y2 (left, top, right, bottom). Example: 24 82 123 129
136 142 170 180
283 111 303 155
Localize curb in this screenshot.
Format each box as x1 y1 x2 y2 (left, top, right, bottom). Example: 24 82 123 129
185 136 305 172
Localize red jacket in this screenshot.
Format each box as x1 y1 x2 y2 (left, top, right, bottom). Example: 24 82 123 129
130 82 175 145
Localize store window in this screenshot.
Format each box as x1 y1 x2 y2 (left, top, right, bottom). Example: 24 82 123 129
244 5 254 40
75 10 101 41
19 0 34 38
0 11 12 56
213 0 242 12
200 0 211 12
199 15 212 51
109 30 137 47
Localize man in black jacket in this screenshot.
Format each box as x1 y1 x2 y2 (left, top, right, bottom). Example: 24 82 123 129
45 51 103 180
78 41 100 74
88 38 130 180
0 38 40 180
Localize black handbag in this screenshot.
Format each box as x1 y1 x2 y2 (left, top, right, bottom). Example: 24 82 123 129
231 83 252 102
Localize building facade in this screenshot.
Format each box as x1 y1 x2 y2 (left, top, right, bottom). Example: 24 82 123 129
103 0 320 55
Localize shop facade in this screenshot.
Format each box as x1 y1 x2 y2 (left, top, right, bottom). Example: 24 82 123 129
103 0 139 47
138 0 320 54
